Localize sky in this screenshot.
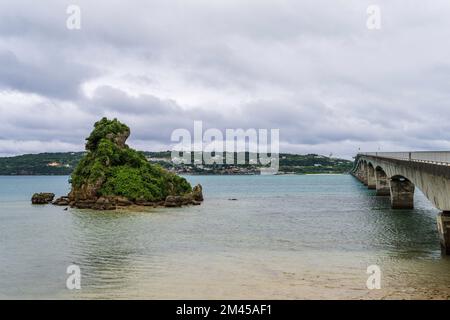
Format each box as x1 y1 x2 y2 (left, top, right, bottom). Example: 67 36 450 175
1 0 450 158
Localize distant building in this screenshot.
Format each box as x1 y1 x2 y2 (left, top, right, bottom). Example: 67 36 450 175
146 157 170 162
47 162 61 167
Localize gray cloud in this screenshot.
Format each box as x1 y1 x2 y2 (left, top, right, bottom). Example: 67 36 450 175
1 0 450 158
0 50 95 99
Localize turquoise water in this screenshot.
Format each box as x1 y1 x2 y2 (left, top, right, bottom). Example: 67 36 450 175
1 175 450 299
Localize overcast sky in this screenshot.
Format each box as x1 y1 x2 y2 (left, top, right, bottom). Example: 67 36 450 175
1 0 450 158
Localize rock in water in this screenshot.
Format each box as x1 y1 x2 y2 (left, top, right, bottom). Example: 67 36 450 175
164 195 183 207
92 197 116 210
52 196 70 206
164 184 204 207
31 193 55 204
192 184 204 202
64 117 203 210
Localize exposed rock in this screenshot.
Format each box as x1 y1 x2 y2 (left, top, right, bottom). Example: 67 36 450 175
73 199 96 209
192 184 204 202
106 130 130 149
164 195 183 207
31 193 55 204
115 196 133 207
135 198 156 206
52 196 70 206
68 178 104 203
181 194 194 205
92 197 116 210
164 189 204 207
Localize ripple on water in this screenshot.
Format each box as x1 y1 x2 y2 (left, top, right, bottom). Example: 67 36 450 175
0 175 449 299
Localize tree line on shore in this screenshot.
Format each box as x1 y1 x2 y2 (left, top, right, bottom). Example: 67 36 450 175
0 151 353 175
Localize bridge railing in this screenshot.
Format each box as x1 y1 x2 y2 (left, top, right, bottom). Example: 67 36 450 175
359 151 450 166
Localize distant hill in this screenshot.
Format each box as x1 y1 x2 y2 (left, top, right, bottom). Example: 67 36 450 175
0 152 86 175
0 151 353 175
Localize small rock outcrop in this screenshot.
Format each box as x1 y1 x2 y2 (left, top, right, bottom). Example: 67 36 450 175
164 195 183 207
163 186 204 207
43 117 204 210
52 196 70 206
31 193 55 204
164 184 203 207
92 197 116 210
192 184 204 202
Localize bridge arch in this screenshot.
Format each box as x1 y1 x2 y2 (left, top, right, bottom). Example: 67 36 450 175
362 159 419 209
352 153 450 255
374 166 390 196
367 163 376 189
352 159 369 184
388 175 415 209
355 155 450 211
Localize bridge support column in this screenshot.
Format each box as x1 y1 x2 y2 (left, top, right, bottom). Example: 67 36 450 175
389 177 415 209
437 212 450 255
375 169 390 196
361 163 368 185
367 166 376 189
358 168 365 183
356 167 363 182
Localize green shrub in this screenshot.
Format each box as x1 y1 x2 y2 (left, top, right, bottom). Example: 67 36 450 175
85 117 130 151
70 118 192 201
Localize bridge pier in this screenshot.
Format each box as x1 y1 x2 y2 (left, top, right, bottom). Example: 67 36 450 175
354 165 363 183
367 165 376 189
437 212 450 255
375 168 390 196
389 176 415 209
358 169 366 183
360 163 368 185
355 152 450 255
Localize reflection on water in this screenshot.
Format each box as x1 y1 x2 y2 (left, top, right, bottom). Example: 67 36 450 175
0 175 450 299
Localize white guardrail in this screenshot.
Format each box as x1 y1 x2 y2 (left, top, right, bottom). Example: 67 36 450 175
359 152 450 166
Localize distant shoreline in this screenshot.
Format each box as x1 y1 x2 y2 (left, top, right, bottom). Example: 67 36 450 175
0 151 353 176
0 172 350 177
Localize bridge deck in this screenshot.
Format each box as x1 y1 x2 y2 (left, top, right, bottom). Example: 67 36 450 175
359 152 450 166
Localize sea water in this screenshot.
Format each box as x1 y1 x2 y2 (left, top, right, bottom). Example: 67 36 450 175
0 175 449 299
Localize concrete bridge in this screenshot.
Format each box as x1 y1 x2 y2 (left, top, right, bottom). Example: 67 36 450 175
351 152 450 255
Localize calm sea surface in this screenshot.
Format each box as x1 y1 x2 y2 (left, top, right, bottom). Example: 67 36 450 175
1 174 449 299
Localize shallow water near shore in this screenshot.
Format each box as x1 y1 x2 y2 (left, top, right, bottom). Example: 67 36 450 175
1 174 450 299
